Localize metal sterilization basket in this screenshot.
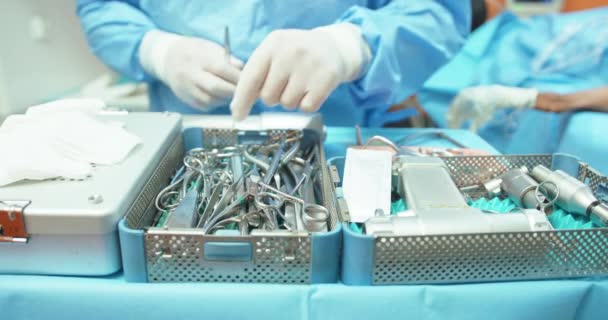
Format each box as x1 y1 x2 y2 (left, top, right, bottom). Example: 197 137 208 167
341 154 608 285
120 128 343 284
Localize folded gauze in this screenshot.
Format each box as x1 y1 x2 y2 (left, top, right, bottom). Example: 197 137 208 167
0 99 141 186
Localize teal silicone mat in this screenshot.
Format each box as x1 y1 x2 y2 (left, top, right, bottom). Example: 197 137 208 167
350 197 595 233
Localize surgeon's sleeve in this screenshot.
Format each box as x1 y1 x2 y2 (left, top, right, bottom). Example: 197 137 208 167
339 0 471 108
76 0 156 81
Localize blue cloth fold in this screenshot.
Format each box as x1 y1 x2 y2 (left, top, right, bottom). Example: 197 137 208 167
2 274 607 320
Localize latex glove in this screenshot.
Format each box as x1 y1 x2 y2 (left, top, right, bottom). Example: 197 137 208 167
139 30 244 111
230 23 371 121
446 85 538 132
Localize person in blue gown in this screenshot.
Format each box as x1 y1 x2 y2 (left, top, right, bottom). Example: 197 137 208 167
77 0 470 126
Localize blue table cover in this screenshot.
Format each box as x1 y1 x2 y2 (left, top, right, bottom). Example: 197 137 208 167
557 112 608 174
2 127 607 320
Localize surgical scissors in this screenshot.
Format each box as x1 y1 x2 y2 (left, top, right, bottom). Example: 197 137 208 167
207 210 263 234
155 154 205 213
257 181 329 232
154 129 329 233
253 192 284 230
200 174 245 232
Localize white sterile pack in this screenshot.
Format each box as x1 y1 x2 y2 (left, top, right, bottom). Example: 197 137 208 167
0 99 140 186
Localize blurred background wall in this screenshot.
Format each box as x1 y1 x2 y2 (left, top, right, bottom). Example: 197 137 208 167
1 0 606 121
0 0 110 119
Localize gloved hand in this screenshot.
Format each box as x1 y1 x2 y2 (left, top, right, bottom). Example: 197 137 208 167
230 23 372 121
139 30 244 111
446 85 538 132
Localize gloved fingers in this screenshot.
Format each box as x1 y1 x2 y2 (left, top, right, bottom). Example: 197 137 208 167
280 71 308 110
300 90 330 113
469 112 493 133
445 101 466 129
259 61 290 107
445 111 464 129
175 85 221 112
469 119 482 133
449 95 470 114
206 54 244 85
192 89 226 110
192 71 237 98
229 56 245 69
299 73 338 112
230 44 272 120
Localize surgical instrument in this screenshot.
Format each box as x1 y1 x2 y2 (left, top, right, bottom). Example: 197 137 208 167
257 181 304 205
196 174 228 228
224 26 231 62
531 165 608 227
301 158 328 232
202 174 245 231
500 167 550 211
355 125 468 150
153 131 330 235
254 192 294 230
303 204 329 232
396 130 467 149
208 211 263 233
364 156 553 236
258 180 328 232
262 140 285 186
202 192 248 234
165 175 202 228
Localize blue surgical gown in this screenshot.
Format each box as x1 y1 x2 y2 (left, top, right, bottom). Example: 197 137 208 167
77 0 470 127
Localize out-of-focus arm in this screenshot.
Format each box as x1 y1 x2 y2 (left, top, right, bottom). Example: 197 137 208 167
76 0 157 81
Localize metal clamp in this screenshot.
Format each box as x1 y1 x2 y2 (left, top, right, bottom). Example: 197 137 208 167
336 197 351 222
0 200 31 243
329 165 341 187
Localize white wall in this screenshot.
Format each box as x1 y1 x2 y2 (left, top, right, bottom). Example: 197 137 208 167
0 0 109 119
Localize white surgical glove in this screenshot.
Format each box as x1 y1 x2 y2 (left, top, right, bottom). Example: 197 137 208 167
139 30 244 111
230 23 372 121
446 85 539 132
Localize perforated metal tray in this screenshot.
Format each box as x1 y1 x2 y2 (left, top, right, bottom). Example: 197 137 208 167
341 154 608 285
121 128 343 284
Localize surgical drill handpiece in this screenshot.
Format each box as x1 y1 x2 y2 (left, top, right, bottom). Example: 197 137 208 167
531 165 608 227
500 167 548 211
364 157 552 236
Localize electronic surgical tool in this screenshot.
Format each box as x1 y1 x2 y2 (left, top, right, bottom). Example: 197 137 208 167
499 167 556 212
531 165 608 227
364 157 553 236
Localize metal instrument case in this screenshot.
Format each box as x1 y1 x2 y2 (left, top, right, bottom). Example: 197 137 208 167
120 116 343 284
337 154 608 285
0 112 182 276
